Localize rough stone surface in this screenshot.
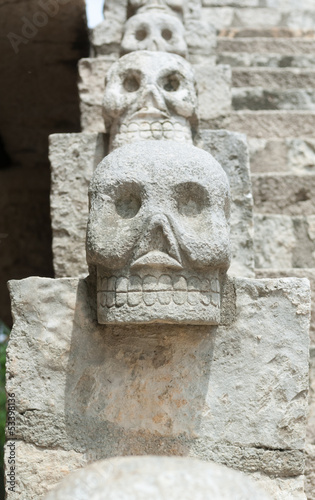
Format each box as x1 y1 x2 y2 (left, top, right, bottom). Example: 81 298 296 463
49 133 107 278
232 88 315 111
252 174 315 215
229 111 315 139
196 129 254 277
255 269 315 345
249 139 315 174
232 68 315 89
5 275 310 499
87 141 230 325
217 38 315 55
44 456 272 500
49 130 254 279
305 444 315 500
79 57 231 133
4 441 87 500
254 214 315 269
218 52 315 68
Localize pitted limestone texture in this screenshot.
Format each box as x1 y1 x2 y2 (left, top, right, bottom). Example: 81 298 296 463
6 275 310 499
121 11 188 57
103 51 198 151
87 141 230 325
44 456 272 500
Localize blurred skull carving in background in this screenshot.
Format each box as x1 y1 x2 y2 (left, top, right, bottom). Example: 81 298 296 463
121 11 187 57
103 51 198 151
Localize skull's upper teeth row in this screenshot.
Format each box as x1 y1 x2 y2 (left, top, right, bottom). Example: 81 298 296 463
97 275 220 308
117 121 192 141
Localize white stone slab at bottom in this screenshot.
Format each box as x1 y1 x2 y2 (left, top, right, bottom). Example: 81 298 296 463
6 275 310 499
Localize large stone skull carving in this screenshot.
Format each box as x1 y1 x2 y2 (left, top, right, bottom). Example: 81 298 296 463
86 141 231 325
103 51 198 151
121 12 187 57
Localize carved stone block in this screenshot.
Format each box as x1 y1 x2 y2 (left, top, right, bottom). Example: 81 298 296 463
6 275 310 498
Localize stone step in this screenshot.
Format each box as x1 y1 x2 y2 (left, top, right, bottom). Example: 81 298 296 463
232 87 315 111
232 67 315 88
202 0 315 7
255 268 315 343
251 173 315 215
218 27 315 38
217 37 315 54
202 7 315 32
229 111 315 138
248 138 315 174
253 213 315 269
217 52 315 68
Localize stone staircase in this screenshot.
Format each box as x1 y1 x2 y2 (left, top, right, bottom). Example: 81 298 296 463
201 2 315 498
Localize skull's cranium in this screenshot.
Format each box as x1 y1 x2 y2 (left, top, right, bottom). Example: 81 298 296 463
121 12 187 57
103 51 198 151
86 140 231 325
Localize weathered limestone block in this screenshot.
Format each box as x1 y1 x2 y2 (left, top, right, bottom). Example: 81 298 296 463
49 131 253 278
49 133 107 278
232 68 315 90
6 275 310 498
232 88 315 111
78 57 231 133
197 129 254 277
4 441 88 500
229 111 315 139
218 52 315 69
44 456 272 500
254 214 315 269
252 174 315 215
305 444 315 500
255 269 315 344
91 0 128 56
249 139 315 174
216 38 315 56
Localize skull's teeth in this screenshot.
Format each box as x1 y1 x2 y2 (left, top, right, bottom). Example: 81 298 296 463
115 120 192 146
98 275 220 308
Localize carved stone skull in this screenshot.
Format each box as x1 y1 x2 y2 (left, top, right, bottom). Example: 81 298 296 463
103 51 198 151
121 12 187 57
86 140 231 325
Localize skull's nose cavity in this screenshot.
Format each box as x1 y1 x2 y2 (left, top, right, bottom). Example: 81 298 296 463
145 213 181 262
141 84 167 112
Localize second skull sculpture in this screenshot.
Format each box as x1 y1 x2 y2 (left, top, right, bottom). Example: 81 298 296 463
86 140 231 325
121 11 187 57
103 51 198 151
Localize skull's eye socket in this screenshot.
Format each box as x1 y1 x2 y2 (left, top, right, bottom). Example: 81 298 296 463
135 28 147 41
123 70 141 92
161 73 180 92
173 182 209 217
115 183 142 219
162 28 172 40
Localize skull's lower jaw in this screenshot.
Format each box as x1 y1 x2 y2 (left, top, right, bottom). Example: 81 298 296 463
96 268 221 325
109 118 193 151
